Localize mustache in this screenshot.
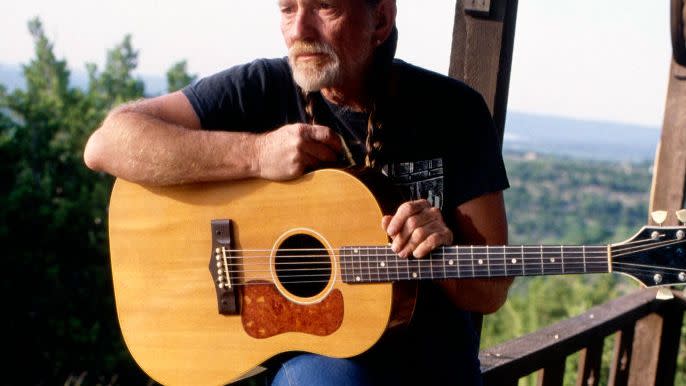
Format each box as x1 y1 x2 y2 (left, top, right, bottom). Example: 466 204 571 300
288 41 336 57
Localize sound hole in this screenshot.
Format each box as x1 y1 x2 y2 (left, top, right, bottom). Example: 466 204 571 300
275 234 331 298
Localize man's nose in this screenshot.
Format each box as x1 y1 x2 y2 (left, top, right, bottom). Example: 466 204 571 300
292 8 318 41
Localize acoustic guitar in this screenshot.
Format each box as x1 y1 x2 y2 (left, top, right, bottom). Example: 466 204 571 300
107 168 686 385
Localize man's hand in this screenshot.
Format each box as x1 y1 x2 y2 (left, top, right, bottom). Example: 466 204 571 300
381 200 453 258
254 123 343 180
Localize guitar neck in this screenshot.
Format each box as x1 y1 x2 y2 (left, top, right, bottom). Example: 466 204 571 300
340 245 610 283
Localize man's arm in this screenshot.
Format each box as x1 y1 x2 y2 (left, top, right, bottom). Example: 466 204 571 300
440 190 513 314
83 91 342 185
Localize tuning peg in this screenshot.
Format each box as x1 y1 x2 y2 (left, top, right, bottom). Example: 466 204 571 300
676 209 686 224
651 210 668 226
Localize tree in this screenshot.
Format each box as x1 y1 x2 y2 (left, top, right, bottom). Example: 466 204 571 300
166 60 197 92
1 18 148 384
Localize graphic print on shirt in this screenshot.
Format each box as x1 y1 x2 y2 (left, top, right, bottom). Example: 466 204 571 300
382 158 444 209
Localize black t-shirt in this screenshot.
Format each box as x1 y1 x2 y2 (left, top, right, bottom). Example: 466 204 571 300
183 57 509 385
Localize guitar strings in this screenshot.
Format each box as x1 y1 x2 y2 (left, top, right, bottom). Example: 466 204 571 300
205 237 685 285
212 236 676 261
226 263 682 287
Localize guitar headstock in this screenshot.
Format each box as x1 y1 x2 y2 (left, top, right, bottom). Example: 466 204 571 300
611 221 686 287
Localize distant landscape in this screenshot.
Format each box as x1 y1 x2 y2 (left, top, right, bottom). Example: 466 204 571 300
0 62 661 162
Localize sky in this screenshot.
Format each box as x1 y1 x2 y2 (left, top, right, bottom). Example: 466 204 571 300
0 0 672 128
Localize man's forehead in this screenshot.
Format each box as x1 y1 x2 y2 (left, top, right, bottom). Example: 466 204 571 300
277 0 372 7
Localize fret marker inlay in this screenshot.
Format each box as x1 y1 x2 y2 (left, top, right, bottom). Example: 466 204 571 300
449 260 454 265
478 259 484 265
412 272 418 278
511 258 517 264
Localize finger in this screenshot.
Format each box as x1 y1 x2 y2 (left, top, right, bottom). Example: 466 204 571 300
381 215 393 233
396 226 429 259
386 200 431 236
412 230 452 258
390 213 433 254
306 125 343 152
301 140 341 163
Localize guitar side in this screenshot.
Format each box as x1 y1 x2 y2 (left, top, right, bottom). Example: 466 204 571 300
108 169 395 385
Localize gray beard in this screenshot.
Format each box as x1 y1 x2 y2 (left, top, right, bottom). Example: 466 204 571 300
289 56 342 92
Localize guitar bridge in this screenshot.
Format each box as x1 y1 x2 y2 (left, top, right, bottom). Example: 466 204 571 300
210 219 240 315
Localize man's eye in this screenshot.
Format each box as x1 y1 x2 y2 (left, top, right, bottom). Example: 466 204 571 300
318 2 334 10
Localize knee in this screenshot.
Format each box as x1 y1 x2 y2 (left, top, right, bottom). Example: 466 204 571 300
271 354 372 386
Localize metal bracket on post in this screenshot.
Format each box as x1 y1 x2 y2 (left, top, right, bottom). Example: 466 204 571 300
464 0 492 16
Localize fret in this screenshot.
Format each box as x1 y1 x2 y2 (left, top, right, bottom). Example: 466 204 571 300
428 251 434 279
561 246 586 274
383 247 395 281
383 247 391 282
505 247 525 277
582 245 587 272
416 258 427 279
488 246 507 277
542 246 563 275
339 247 348 282
470 245 476 278
365 247 372 282
456 246 470 279
449 246 460 279
472 246 489 278
366 247 376 283
441 247 448 279
560 245 565 274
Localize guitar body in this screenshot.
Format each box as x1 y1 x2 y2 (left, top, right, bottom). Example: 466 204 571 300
108 169 412 385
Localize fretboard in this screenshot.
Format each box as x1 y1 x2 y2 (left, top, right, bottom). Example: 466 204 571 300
339 245 610 284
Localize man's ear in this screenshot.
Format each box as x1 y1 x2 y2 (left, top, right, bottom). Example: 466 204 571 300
372 0 397 45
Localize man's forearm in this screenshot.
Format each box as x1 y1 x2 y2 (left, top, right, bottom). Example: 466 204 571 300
84 109 260 185
439 277 514 314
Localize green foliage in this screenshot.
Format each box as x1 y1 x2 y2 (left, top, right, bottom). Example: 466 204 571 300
482 153 658 386
166 60 197 93
1 17 151 385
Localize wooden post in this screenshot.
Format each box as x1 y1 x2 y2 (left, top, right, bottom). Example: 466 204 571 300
448 0 519 146
649 0 686 225
576 340 603 386
608 326 635 386
536 360 566 386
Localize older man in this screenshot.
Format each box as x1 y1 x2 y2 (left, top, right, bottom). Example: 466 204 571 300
84 0 512 384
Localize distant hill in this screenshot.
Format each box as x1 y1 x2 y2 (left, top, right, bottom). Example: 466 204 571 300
1 62 661 162
504 112 660 162
0 62 167 96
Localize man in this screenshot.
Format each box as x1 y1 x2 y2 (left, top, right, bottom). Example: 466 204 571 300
84 0 512 384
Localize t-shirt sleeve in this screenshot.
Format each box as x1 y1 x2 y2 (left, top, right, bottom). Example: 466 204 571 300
182 59 287 131
446 88 509 207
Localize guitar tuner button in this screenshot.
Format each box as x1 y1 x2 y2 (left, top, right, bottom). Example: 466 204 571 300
679 272 686 282
654 274 663 284
678 230 686 240
651 231 660 240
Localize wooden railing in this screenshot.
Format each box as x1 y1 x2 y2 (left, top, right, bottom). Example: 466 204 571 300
480 288 685 386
